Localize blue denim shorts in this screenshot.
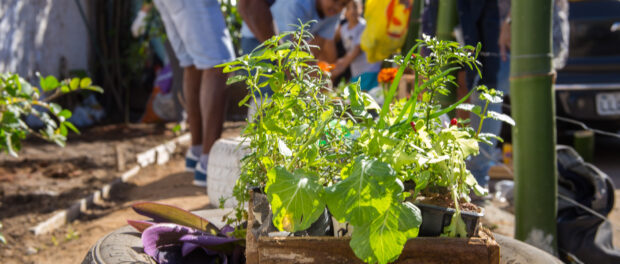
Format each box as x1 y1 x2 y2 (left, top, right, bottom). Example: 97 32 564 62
154 0 235 69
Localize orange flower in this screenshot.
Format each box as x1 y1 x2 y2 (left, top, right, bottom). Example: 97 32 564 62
377 68 398 84
318 61 334 73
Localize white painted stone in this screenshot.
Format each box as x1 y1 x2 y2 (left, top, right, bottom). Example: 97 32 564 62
136 149 156 168
207 137 250 208
31 133 190 235
121 166 141 182
155 145 170 165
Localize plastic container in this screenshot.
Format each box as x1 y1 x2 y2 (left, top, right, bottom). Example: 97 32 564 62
415 203 484 237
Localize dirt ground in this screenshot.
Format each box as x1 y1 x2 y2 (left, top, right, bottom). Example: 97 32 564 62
0 121 619 263
0 122 244 263
2 156 211 264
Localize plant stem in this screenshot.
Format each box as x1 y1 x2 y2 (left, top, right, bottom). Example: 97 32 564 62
475 100 489 137
425 89 436 131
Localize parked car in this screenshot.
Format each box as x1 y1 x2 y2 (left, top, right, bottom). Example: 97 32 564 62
555 0 620 135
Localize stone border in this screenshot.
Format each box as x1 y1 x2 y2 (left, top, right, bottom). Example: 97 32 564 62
30 133 191 236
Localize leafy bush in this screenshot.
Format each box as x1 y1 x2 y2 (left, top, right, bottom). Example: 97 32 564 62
0 73 102 156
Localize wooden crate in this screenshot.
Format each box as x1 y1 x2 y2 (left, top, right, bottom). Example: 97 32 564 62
245 192 499 264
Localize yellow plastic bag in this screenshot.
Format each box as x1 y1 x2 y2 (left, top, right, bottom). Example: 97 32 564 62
361 0 414 63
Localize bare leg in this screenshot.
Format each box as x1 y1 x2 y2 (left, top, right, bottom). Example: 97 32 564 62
200 68 228 155
183 66 204 147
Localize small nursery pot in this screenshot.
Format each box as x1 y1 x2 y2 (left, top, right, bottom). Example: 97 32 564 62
415 203 484 237
248 187 333 237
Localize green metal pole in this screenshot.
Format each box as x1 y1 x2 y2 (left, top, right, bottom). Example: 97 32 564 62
435 0 458 41
401 0 423 55
511 0 558 255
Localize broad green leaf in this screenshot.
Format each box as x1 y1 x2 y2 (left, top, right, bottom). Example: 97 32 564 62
456 103 482 115
79 77 92 88
60 85 70 93
265 167 325 232
344 85 365 116
260 156 274 169
443 212 468 238
428 155 449 164
481 91 502 104
69 78 80 90
456 138 479 158
58 124 68 137
397 202 422 238
268 72 285 91
414 171 431 191
277 138 292 157
477 135 493 146
487 111 515 126
41 76 59 91
325 157 399 226
473 183 489 197
320 107 333 122
58 109 72 119
238 94 251 107
19 77 34 96
362 92 381 111
131 202 220 235
63 121 80 134
222 65 244 73
478 133 504 144
49 103 62 115
350 202 422 264
81 85 104 93
5 133 17 157
262 118 287 134
226 75 246 85
393 150 417 171
291 124 309 138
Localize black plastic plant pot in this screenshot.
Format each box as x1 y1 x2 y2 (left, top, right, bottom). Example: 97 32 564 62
415 203 484 237
249 187 333 237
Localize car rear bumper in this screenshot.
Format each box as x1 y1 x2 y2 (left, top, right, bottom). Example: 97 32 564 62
555 83 620 122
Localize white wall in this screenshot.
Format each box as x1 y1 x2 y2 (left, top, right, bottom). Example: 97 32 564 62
0 0 90 80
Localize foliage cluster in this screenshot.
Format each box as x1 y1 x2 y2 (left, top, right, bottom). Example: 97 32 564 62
220 23 514 263
0 73 102 156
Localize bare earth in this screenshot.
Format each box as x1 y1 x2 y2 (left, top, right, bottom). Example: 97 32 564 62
0 122 244 264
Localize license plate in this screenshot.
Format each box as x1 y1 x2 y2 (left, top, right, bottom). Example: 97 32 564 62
596 92 620 116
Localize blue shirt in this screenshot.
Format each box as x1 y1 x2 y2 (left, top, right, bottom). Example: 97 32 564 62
241 0 339 40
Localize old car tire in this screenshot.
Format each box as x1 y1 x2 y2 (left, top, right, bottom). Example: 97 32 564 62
81 226 155 264
495 233 563 264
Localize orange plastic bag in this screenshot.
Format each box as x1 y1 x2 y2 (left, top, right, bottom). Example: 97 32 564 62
361 0 414 63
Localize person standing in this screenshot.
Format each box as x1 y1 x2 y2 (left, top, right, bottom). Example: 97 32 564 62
238 0 350 60
153 0 235 187
331 0 382 91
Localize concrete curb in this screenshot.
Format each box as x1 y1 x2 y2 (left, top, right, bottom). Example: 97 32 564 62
30 133 191 236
